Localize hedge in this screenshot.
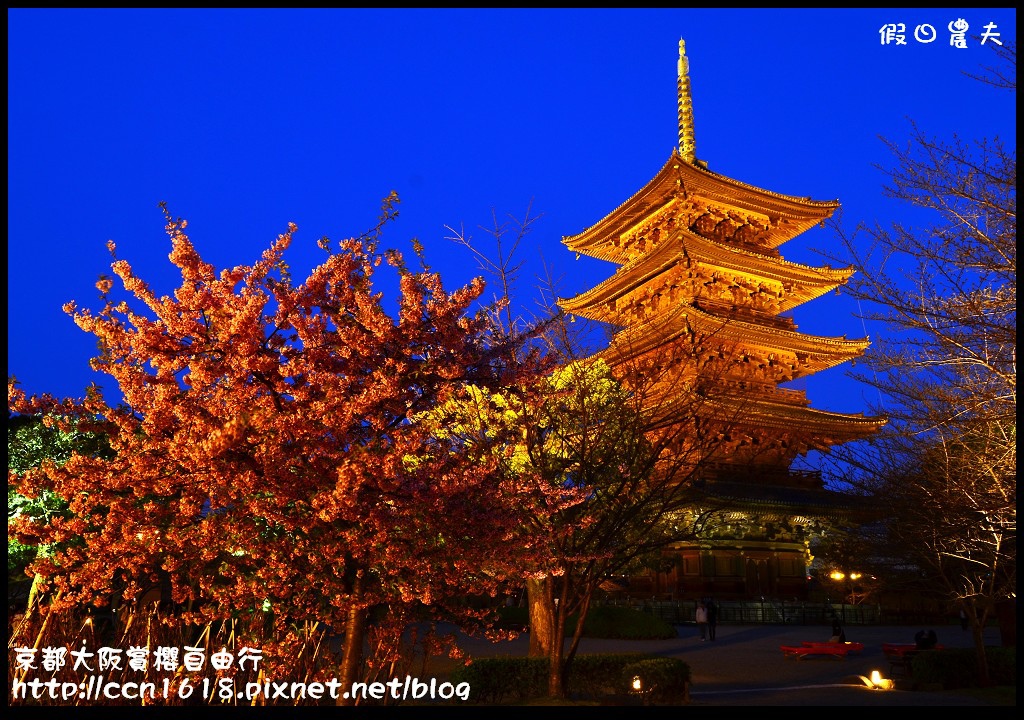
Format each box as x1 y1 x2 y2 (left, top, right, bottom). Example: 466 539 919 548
909 646 1016 689
450 652 690 704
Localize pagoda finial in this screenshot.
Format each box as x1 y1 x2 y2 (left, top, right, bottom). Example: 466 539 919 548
677 38 697 164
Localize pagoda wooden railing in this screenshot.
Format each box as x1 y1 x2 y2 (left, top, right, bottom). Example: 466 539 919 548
700 462 823 486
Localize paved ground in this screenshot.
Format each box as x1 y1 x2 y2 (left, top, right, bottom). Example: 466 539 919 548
440 621 1009 706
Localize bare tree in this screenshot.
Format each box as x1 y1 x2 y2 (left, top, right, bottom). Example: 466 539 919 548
818 42 1016 684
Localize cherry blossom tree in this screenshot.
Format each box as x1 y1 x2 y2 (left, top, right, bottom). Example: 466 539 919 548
8 194 549 699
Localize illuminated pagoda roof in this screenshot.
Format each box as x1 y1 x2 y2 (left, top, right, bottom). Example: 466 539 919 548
561 39 838 267
708 394 884 438
598 304 870 379
560 228 855 323
563 151 839 265
650 386 885 442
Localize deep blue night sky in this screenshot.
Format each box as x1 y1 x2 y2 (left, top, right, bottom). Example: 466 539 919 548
8 8 1017 422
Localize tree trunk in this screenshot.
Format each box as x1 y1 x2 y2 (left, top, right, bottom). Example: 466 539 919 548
544 589 569 700
969 603 992 687
336 569 368 706
546 574 571 699
527 573 569 699
564 585 594 667
526 576 553 658
972 623 992 686
531 574 596 700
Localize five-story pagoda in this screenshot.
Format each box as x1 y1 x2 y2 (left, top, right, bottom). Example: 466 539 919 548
559 41 885 600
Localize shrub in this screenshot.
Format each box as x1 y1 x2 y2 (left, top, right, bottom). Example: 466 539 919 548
565 652 651 698
449 652 690 704
985 646 1017 686
494 604 678 640
582 605 678 640
910 646 1017 689
911 648 977 688
620 657 691 704
449 656 547 704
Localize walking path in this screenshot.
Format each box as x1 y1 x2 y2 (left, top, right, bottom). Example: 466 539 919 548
439 621 1009 706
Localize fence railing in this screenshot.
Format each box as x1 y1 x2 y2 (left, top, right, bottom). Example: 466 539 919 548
597 597 940 626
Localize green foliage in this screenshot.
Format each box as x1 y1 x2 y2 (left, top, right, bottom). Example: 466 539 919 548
495 604 677 640
415 357 634 477
910 646 1017 689
568 653 652 698
985 646 1018 686
450 652 688 704
580 605 678 640
7 413 112 579
8 413 112 473
449 656 548 704
7 485 69 576
7 539 36 581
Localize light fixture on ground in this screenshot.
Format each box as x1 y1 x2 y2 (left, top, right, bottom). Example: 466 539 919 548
857 670 894 690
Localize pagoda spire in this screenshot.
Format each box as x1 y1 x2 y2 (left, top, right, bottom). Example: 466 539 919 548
677 38 697 164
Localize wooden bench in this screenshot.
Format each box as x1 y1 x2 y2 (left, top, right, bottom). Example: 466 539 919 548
780 641 862 659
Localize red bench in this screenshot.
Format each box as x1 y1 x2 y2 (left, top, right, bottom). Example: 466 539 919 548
882 642 945 655
780 641 863 659
882 643 945 676
802 641 864 654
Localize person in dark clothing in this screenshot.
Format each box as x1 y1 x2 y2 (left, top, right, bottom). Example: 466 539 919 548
706 599 718 640
915 629 938 649
830 618 847 643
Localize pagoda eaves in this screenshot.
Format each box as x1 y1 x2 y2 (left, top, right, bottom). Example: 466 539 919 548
709 395 884 437
598 304 870 379
563 151 839 265
559 228 854 322
651 387 884 435
647 389 885 465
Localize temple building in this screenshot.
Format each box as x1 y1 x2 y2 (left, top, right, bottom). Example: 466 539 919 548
559 41 885 600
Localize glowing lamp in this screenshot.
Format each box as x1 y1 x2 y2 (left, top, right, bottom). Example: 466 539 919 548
869 670 894 690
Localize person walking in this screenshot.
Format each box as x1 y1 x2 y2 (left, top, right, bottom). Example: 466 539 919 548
706 598 718 640
696 601 708 641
